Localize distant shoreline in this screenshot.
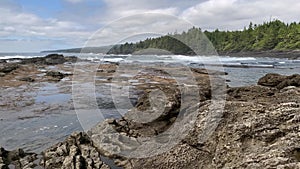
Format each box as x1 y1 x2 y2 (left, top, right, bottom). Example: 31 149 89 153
41 48 300 59
218 50 300 59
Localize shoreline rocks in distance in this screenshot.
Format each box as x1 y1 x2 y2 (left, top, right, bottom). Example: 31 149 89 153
19 54 78 65
219 50 300 59
0 54 78 87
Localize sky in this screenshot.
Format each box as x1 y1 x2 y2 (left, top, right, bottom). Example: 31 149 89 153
0 0 300 52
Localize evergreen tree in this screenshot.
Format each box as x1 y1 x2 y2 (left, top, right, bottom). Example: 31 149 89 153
107 20 300 55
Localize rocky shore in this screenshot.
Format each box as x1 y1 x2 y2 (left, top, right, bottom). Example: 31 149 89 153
0 55 299 168
0 54 77 87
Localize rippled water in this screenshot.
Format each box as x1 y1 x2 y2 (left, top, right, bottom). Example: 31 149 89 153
35 83 72 104
0 113 82 152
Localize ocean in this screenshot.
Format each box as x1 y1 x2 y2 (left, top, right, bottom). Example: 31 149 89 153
1 52 300 87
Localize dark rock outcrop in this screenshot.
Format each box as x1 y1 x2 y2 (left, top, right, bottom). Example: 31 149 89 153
258 73 300 89
46 71 69 81
227 85 276 102
0 64 18 74
44 54 66 65
1 133 112 169
19 54 77 65
19 77 35 82
0 147 38 169
41 132 110 169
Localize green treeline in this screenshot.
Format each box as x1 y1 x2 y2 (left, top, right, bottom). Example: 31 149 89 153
107 20 300 55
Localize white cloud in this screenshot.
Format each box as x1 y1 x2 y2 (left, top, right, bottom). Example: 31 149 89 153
85 13 193 47
81 0 199 47
1 0 300 52
180 0 300 30
0 2 92 52
100 0 187 23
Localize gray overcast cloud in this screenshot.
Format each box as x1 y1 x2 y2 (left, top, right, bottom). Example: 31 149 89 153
0 0 299 52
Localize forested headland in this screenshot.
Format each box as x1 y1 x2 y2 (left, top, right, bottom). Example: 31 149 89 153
107 20 300 55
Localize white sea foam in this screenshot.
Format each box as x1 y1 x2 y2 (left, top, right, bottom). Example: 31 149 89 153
0 55 42 60
103 58 125 62
159 55 257 63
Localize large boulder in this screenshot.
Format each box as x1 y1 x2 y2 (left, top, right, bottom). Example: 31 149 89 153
44 54 66 65
258 73 300 89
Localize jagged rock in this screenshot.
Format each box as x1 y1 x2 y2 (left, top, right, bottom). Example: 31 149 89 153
258 73 300 89
0 147 37 169
41 132 110 169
